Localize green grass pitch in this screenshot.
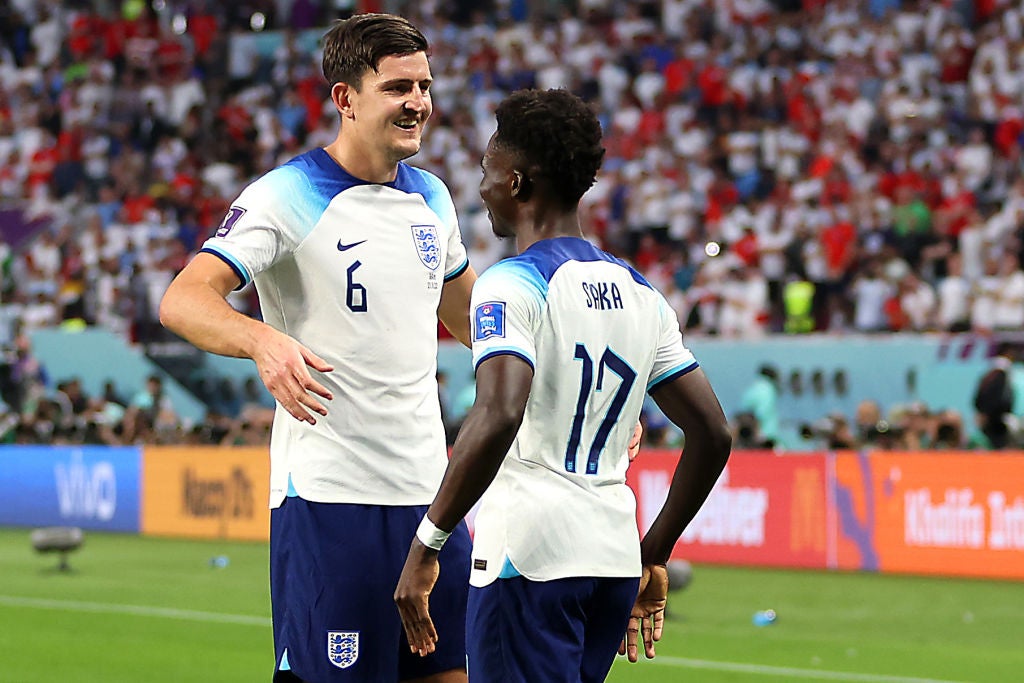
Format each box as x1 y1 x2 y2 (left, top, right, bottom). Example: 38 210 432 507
1 528 1022 682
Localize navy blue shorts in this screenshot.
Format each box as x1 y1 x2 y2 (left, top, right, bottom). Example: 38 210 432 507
270 498 471 681
466 575 640 683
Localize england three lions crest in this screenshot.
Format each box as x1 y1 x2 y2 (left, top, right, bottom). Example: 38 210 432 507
411 224 441 271
327 631 359 669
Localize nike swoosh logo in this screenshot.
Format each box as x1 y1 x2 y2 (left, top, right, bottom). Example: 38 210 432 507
337 239 367 252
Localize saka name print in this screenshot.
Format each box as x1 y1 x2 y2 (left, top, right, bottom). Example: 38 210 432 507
582 281 624 310
216 206 247 237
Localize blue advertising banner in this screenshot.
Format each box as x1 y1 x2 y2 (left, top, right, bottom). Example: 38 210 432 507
0 446 141 532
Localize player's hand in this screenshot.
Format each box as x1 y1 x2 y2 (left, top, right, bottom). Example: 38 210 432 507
251 326 333 424
619 563 668 662
394 540 441 657
627 422 643 462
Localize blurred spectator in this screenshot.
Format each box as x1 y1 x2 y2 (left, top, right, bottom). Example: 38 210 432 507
8 333 47 416
937 252 971 331
896 271 937 331
850 259 892 332
782 275 815 333
994 252 1024 330
972 346 1016 449
122 374 177 443
739 364 781 448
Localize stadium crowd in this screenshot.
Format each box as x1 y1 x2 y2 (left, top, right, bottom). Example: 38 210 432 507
3 0 1024 448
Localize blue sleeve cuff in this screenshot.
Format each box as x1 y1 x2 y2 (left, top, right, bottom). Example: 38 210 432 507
200 247 251 290
474 348 535 372
647 362 699 393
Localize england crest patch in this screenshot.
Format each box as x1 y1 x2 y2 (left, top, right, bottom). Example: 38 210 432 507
327 631 359 669
474 301 505 341
411 224 441 270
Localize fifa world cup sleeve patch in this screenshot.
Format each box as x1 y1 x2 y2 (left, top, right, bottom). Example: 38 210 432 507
474 301 506 341
216 206 247 237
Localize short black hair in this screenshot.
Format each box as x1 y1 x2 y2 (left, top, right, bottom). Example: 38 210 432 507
321 13 428 90
494 89 605 208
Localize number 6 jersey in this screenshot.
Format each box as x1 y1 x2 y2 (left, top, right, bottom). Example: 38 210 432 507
468 237 696 585
200 148 468 509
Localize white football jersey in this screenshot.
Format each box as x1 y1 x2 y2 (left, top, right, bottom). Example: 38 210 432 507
201 149 469 508
468 237 697 585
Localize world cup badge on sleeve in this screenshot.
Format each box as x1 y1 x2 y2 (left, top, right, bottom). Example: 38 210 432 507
411 224 441 270
327 631 359 669
474 301 506 341
216 206 246 237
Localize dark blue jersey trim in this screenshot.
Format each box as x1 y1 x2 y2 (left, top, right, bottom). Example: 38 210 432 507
475 349 535 372
200 247 248 291
445 258 470 282
647 362 700 394
516 237 651 289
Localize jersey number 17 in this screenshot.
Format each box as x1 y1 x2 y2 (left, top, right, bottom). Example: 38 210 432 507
565 343 637 475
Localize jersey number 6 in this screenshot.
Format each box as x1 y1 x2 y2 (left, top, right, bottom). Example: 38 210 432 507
346 261 367 312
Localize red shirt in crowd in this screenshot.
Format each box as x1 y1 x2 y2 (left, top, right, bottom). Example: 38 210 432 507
122 192 155 224
697 62 730 107
189 14 218 58
821 219 857 280
937 189 976 237
27 146 58 190
732 229 760 267
68 14 102 59
218 101 255 143
663 56 694 95
995 114 1024 156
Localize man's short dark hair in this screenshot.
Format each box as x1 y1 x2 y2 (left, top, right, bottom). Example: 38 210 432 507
494 89 605 208
321 13 429 90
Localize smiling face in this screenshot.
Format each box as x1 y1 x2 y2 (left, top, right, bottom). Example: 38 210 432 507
338 51 433 169
479 134 521 239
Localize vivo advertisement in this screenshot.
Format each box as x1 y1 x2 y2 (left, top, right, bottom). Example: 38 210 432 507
0 446 141 532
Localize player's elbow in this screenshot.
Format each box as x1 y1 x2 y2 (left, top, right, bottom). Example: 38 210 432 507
492 404 526 435
475 400 525 439
700 417 733 467
158 284 185 334
710 421 733 465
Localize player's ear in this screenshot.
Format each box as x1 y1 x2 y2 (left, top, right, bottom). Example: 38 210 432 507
511 170 532 202
331 82 355 118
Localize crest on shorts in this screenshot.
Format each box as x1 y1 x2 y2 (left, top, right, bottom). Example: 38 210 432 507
411 224 441 270
327 631 359 669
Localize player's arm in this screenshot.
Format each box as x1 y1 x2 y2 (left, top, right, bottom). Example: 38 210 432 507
159 252 334 424
394 353 533 656
643 367 731 564
437 265 478 348
427 352 531 528
622 367 732 662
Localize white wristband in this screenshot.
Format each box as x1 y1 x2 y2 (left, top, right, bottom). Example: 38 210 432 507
416 515 451 551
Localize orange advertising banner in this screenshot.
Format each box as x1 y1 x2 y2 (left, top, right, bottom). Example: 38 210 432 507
628 450 830 568
141 446 270 541
832 451 1024 579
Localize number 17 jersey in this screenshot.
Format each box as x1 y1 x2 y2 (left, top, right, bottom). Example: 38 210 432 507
468 237 697 586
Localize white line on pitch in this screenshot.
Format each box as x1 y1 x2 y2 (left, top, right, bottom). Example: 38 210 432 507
633 655 967 683
0 595 271 627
